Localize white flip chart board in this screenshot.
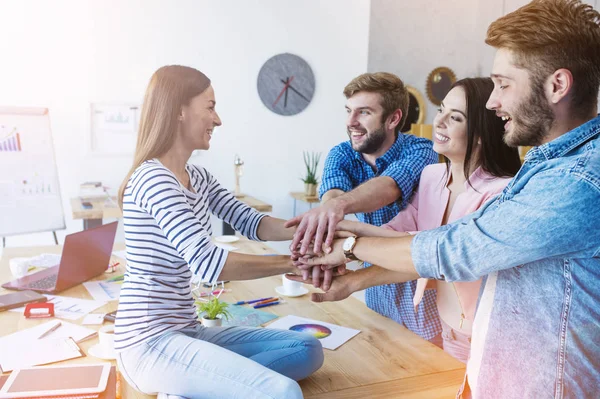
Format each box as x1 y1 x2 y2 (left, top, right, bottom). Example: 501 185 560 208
0 107 65 236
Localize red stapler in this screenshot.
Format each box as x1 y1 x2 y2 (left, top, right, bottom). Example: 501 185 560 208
24 302 55 318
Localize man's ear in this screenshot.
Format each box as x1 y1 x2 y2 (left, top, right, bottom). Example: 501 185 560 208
547 68 573 105
387 109 402 131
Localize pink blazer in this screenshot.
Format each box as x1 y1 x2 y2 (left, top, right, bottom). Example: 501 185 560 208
382 163 512 321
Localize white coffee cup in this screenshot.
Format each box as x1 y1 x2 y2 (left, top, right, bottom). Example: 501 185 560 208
282 274 303 294
98 325 115 354
9 258 29 278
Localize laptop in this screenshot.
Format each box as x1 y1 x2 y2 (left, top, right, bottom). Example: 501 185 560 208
2 222 118 294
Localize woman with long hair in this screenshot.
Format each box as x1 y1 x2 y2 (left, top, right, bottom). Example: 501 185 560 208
115 65 322 399
309 77 521 363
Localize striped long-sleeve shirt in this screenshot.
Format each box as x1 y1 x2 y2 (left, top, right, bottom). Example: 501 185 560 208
114 159 265 351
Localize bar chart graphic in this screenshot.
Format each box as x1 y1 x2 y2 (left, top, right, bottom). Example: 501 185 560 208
0 128 22 152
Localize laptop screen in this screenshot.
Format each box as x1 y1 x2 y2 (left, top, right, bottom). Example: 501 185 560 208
54 222 118 291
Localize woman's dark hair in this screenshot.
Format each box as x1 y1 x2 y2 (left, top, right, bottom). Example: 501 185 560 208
445 77 521 183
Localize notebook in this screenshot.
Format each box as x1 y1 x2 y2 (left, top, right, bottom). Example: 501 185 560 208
2 222 118 294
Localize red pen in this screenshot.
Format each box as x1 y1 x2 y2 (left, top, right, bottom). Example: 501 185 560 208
253 298 279 306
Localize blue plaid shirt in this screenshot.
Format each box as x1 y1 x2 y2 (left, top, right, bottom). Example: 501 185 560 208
319 134 441 340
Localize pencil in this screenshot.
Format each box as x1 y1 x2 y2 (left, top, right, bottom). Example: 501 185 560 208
38 321 61 339
240 297 275 305
253 301 280 309
253 298 279 306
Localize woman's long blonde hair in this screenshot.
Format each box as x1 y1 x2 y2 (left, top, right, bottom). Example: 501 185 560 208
118 65 211 209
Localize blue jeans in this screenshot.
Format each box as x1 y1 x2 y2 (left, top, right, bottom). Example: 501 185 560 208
116 325 324 399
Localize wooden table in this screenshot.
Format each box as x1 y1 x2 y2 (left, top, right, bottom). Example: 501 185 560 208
71 196 122 230
222 194 273 235
0 239 464 398
290 192 320 216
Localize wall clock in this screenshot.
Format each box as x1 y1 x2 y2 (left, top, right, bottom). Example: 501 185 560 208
257 53 315 116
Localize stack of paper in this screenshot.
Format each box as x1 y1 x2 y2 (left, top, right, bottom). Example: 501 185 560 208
0 320 95 373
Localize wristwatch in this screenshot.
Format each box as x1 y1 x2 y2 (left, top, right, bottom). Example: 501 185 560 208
342 236 359 261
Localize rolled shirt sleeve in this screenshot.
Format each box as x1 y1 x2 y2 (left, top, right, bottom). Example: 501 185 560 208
411 170 600 282
319 145 354 198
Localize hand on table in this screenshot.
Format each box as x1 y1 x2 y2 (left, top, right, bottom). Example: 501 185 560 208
287 269 356 303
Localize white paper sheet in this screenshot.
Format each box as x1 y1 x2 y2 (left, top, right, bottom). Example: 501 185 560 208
82 313 106 325
112 250 127 259
0 337 82 373
82 280 122 301
0 320 97 344
0 320 97 372
23 253 62 268
266 315 360 350
10 295 106 320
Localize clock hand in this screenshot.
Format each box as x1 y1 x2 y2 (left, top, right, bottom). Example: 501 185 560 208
279 79 310 102
272 76 295 107
284 77 289 108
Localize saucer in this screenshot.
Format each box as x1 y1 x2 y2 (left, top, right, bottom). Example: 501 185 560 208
88 343 117 360
275 286 309 298
215 235 240 243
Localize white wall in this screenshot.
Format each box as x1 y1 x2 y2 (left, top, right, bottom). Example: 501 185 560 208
478 0 599 75
368 0 480 122
0 0 371 254
369 0 600 120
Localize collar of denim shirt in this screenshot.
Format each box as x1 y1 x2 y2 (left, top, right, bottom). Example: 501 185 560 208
526 115 600 162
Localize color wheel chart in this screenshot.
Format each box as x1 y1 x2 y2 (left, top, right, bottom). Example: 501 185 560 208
0 127 21 152
267 315 360 350
289 324 332 339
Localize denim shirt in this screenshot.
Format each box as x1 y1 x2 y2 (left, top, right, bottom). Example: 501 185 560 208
412 116 600 398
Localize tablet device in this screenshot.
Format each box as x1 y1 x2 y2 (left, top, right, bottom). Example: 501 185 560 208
0 362 111 398
0 290 47 312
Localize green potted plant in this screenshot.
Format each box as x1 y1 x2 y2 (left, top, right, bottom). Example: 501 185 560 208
301 151 321 197
196 297 232 327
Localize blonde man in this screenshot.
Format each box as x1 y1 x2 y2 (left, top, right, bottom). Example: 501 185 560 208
287 72 441 344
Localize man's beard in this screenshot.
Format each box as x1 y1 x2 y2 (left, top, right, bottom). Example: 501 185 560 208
348 125 387 154
504 81 554 147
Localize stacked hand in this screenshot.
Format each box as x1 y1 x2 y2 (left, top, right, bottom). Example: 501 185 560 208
285 199 346 255
286 204 363 296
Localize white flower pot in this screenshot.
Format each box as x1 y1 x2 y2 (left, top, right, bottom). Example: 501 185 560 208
202 315 223 327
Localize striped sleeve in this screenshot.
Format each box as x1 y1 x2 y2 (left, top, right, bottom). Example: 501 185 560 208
193 166 266 241
130 165 227 283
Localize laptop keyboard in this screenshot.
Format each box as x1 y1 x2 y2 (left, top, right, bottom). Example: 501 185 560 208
27 274 57 290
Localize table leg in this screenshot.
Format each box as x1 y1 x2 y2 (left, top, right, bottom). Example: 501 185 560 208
83 218 103 230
